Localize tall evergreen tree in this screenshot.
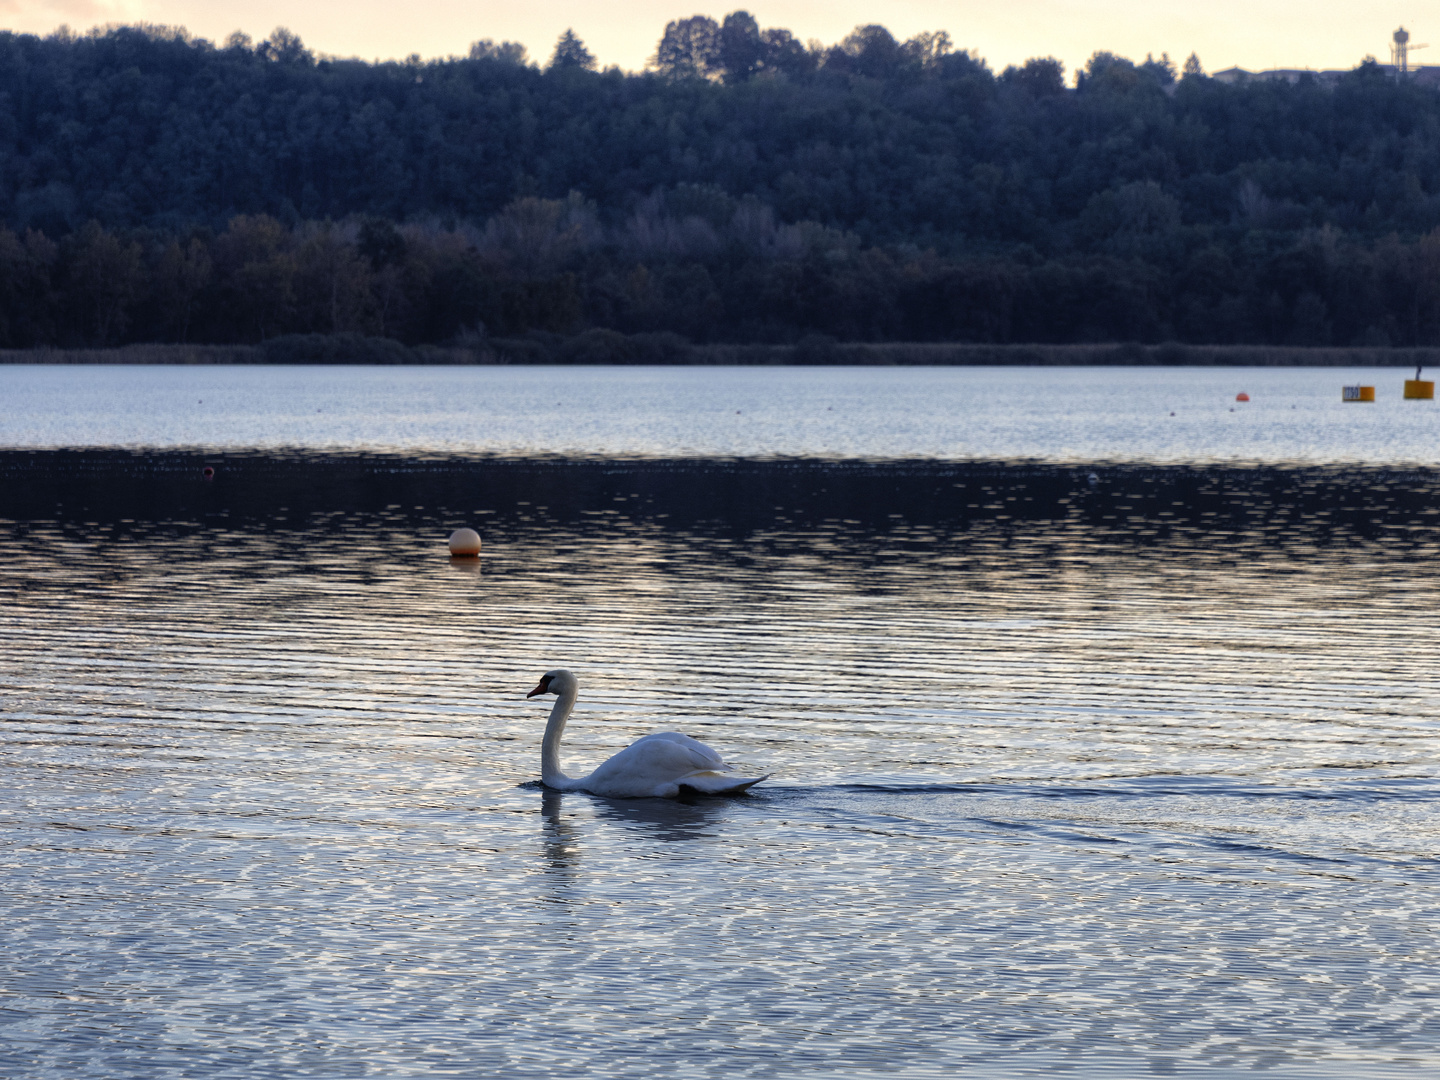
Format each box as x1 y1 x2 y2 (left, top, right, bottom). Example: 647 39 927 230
548 29 595 70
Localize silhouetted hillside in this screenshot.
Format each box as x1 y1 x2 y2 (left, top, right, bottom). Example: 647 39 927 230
2 20 1440 347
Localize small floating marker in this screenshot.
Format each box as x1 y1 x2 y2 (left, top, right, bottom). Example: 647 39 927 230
1087 472 1100 488
202 466 215 480
1404 379 1434 400
448 528 482 557
1235 392 1250 402
1342 385 1376 402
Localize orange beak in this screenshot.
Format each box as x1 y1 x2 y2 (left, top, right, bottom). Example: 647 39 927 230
526 678 550 698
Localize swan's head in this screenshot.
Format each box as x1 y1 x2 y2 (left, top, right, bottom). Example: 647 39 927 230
527 668 576 698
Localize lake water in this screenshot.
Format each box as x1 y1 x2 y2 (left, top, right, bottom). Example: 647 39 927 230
2 366 1439 1078
0 363 1435 462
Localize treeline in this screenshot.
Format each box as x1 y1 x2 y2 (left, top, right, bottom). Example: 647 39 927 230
7 204 1440 348
8 21 1440 244
6 21 1440 345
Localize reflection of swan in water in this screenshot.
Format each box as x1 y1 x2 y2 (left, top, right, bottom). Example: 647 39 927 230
544 788 728 843
540 789 580 873
592 792 728 841
526 668 767 799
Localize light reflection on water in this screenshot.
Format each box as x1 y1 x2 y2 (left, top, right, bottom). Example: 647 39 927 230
2 454 1439 1077
0 363 1437 463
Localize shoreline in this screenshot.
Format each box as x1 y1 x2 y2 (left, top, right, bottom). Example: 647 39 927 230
0 339 1436 367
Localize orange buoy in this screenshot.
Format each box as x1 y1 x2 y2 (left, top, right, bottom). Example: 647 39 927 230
1235 393 1250 402
1404 379 1434 400
1342 385 1376 402
448 528 482 557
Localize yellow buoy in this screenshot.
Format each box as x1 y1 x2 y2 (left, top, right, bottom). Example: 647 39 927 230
1342 385 1375 402
448 528 482 557
1404 379 1434 399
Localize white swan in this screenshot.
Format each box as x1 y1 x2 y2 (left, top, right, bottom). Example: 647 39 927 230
526 668 768 798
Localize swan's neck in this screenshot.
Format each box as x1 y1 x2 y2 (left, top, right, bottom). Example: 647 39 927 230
541 684 579 789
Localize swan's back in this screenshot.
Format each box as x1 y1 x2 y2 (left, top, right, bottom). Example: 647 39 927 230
629 731 726 769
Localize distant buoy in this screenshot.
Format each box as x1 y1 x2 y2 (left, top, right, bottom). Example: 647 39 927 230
448 528 482 557
1086 472 1099 488
1404 379 1435 400
202 466 215 480
1235 393 1250 402
1343 385 1376 402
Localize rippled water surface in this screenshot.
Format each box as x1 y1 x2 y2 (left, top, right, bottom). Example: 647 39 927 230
3 452 1440 1078
0 363 1437 462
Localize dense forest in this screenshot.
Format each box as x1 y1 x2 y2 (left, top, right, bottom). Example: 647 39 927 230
3 19 1440 348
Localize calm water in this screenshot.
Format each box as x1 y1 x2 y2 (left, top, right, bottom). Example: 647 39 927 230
0 363 1435 462
2 369 1440 1077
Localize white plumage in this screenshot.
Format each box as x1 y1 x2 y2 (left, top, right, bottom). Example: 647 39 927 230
526 668 767 798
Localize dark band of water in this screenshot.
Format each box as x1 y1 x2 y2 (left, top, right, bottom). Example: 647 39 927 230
5 448 1440 543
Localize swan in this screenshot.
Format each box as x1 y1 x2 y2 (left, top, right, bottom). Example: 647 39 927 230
526 668 768 798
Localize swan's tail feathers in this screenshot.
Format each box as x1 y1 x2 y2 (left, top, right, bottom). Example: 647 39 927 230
676 771 770 796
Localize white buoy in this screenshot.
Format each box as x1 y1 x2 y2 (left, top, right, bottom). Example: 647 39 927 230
448 528 482 557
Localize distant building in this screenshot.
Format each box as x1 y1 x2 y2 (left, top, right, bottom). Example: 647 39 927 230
1211 67 1346 86
1209 64 1440 88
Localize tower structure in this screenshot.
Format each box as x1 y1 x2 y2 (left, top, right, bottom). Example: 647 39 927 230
1391 27 1427 74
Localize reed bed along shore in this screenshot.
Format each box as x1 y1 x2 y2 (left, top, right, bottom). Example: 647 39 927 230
1 334 1435 367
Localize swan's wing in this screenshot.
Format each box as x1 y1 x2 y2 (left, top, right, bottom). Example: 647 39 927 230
582 736 746 798
629 731 727 770
598 736 721 776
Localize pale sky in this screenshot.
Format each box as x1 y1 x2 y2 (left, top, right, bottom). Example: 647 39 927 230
0 0 1424 78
